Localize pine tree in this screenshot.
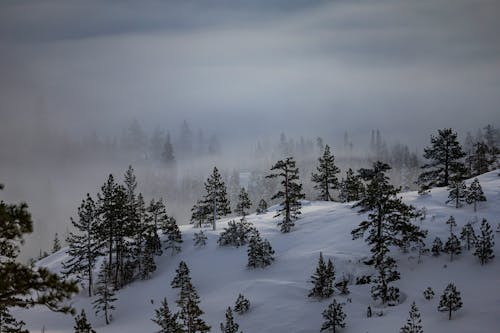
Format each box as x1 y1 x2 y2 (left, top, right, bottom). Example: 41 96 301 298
256 199 268 214
309 253 334 299
171 261 191 290
162 132 175 165
459 223 477 251
63 194 101 297
234 294 250 314
474 219 495 265
74 309 96 333
443 234 461 262
202 167 231 231
147 198 169 256
0 304 28 333
92 260 116 325
266 157 305 233
311 145 340 201
438 283 463 320
190 201 210 228
320 299 346 333
235 188 252 217
152 298 183 333
338 168 364 203
247 232 275 268
370 246 400 305
220 307 241 333
423 287 435 300
445 216 457 234
400 302 423 333
176 278 210 333
162 216 183 255
418 128 466 191
431 237 443 256
470 141 496 176
52 232 62 253
446 178 467 208
466 178 486 212
193 231 208 247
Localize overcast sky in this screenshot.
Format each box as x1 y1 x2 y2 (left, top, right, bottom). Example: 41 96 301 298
1 0 500 143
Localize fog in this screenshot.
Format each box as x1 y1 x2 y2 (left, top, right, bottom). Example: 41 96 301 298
1 0 500 260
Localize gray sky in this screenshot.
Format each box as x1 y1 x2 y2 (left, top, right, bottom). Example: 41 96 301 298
1 0 500 141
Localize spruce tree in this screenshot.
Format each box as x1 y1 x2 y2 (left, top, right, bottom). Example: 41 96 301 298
445 216 457 234
256 199 268 214
235 188 252 217
152 297 183 333
320 299 346 333
466 178 486 212
423 287 434 300
202 167 231 231
63 194 101 297
446 178 467 208
176 279 210 333
247 232 274 268
220 307 241 333
74 309 96 333
162 133 175 166
338 168 364 203
52 232 62 253
234 294 250 314
371 246 400 305
431 237 443 256
470 141 495 176
418 128 466 191
474 219 495 265
311 144 340 201
193 231 208 247
147 198 170 256
443 234 461 262
190 201 210 228
400 302 423 333
171 261 191 290
162 216 183 255
92 260 116 325
438 283 463 320
459 223 477 251
266 157 305 233
309 252 334 299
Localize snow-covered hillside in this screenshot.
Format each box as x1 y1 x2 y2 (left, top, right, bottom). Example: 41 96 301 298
16 171 500 332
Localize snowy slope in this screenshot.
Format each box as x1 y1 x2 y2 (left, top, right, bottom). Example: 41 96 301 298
16 171 500 333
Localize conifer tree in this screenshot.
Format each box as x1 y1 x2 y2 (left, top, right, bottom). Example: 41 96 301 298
438 283 463 320
162 133 175 165
309 252 334 299
63 194 101 297
247 232 274 268
152 297 183 333
446 178 467 208
0 304 28 333
445 216 457 234
431 237 443 256
320 299 346 333
234 294 250 314
459 223 477 251
466 178 486 212
311 145 340 201
418 128 466 191
162 216 183 255
235 188 252 217
52 232 62 253
203 167 231 230
220 307 241 333
92 260 116 325
266 157 305 233
474 219 495 265
190 201 210 228
74 309 96 333
171 261 191 290
193 231 207 247
338 168 364 203
147 198 169 256
443 234 461 262
256 199 268 214
175 275 210 333
400 302 423 333
423 287 434 300
371 246 400 305
470 141 495 176
141 229 159 280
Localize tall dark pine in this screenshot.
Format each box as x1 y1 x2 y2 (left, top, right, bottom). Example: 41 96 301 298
74 309 96 333
190 201 210 228
311 145 340 201
308 252 334 299
459 223 476 251
203 167 231 230
418 128 466 191
152 298 183 333
92 260 116 325
63 194 102 297
235 188 252 217
438 283 463 320
466 178 486 212
338 168 364 203
474 219 495 265
400 302 423 333
162 132 175 165
446 178 467 208
266 157 305 233
220 307 241 333
443 234 461 262
320 299 346 333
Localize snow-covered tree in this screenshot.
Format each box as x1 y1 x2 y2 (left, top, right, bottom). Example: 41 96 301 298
202 167 231 230
220 307 241 333
162 132 175 166
338 168 364 203
445 216 457 235
93 260 116 325
52 232 61 253
423 287 435 300
311 145 340 201
474 219 495 265
308 252 334 299
400 302 423 333
162 216 183 255
193 231 207 248
190 201 210 228
438 283 463 320
431 237 443 256
320 299 346 333
74 309 96 333
256 199 268 214
247 232 274 268
466 178 486 212
443 234 461 262
152 297 183 333
371 246 400 305
459 223 477 251
235 188 252 217
446 178 467 208
266 157 305 233
234 294 250 314
0 304 27 333
218 218 257 247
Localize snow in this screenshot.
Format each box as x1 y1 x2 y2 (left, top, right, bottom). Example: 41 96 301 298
15 171 500 332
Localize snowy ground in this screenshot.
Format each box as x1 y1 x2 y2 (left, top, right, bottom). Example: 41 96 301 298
16 171 500 332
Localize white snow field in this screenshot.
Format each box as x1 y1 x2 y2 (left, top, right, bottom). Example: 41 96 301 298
16 171 500 332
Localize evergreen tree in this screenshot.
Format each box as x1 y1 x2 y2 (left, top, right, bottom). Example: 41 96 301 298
92 260 116 325
311 145 340 201
431 237 443 256
459 223 477 251
423 287 435 300
74 309 96 333
338 168 364 203
220 307 241 333
0 183 78 325
162 132 175 165
418 128 466 191
400 302 423 333
370 246 400 305
474 219 495 265
162 216 183 255
445 216 457 234
63 194 102 297
470 141 496 176
320 299 346 333
52 232 62 253
235 188 252 217
446 178 467 208
147 198 169 256
218 218 257 247
256 199 268 214
266 157 305 233
177 280 210 333
193 231 208 247
247 232 274 268
141 229 159 279
190 201 210 228
308 252 334 299
202 167 231 231
0 304 28 333
152 297 183 333
234 294 250 314
438 283 463 320
171 261 191 290
443 234 461 262
466 178 486 212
